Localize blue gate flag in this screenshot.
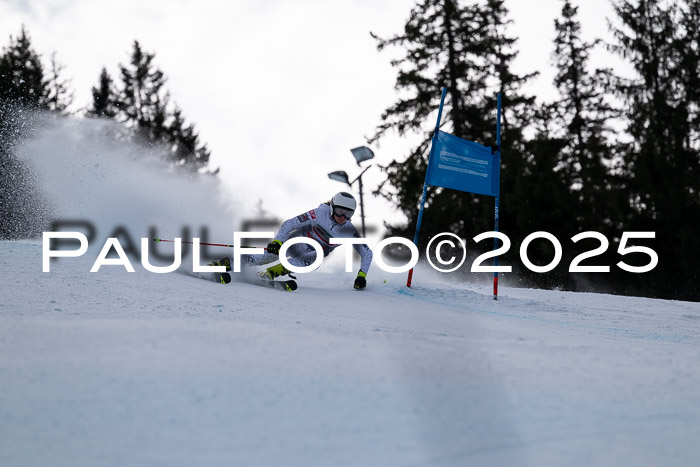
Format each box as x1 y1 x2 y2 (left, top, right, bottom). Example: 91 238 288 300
407 88 502 293
426 131 500 197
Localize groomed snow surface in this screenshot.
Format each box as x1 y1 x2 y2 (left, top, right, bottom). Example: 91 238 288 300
1 240 699 467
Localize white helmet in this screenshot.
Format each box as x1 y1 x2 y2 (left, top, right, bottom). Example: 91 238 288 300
330 192 356 219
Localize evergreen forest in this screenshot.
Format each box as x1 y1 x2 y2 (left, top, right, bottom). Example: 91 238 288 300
371 0 699 301
0 28 212 240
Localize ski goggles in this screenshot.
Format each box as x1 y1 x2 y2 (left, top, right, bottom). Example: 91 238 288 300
333 206 354 219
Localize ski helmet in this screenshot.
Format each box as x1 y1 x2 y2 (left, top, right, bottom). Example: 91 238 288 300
330 192 356 219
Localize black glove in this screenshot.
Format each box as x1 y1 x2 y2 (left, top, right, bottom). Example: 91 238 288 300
267 239 282 255
354 271 367 290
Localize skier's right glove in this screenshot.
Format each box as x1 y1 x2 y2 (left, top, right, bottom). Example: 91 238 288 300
354 271 367 290
267 239 283 255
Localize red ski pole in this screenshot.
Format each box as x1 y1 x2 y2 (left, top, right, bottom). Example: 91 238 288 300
152 238 265 250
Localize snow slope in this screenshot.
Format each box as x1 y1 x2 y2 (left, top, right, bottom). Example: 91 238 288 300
3 113 700 466
1 240 699 467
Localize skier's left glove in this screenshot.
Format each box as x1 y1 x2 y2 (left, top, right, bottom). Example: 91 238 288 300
267 239 283 255
353 271 367 290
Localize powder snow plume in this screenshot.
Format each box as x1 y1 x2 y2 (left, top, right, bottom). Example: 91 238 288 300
15 112 239 257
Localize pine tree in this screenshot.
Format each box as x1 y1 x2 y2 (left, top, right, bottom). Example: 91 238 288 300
117 40 170 143
552 0 610 206
167 106 211 170
539 0 627 289
677 0 699 160
609 0 700 299
610 0 694 219
111 41 211 172
0 26 46 106
0 26 72 112
479 0 539 237
515 103 575 289
44 52 73 112
371 0 534 245
87 67 119 118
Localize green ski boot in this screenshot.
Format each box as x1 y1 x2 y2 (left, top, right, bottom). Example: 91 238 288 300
259 263 293 280
209 257 231 271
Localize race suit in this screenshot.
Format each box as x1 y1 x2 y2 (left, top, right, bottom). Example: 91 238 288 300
242 203 373 273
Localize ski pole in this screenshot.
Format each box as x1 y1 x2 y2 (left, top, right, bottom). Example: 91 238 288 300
152 238 266 249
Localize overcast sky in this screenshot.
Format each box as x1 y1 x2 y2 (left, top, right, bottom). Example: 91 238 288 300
0 0 629 232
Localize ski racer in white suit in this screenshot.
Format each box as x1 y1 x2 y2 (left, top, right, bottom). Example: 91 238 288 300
243 192 373 289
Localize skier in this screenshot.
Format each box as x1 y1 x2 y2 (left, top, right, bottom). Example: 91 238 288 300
212 192 372 289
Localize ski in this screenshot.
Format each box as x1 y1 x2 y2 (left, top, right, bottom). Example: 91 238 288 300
187 271 231 284
253 277 297 291
185 270 294 290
